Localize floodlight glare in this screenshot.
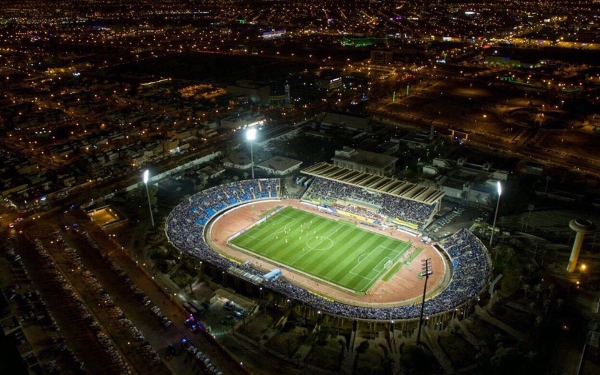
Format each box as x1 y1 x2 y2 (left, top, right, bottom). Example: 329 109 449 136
246 127 257 141
142 170 154 226
246 128 257 179
490 180 503 248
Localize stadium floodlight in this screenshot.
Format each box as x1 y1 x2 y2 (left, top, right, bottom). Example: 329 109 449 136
489 180 502 248
143 170 155 227
246 127 257 179
416 258 432 345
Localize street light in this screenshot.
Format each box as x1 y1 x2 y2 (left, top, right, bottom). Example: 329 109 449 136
143 170 155 227
246 127 257 179
416 258 432 345
490 180 502 247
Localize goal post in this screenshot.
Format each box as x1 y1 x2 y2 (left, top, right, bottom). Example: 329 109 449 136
384 259 393 269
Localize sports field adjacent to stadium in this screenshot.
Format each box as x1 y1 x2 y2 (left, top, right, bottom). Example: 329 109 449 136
229 206 412 293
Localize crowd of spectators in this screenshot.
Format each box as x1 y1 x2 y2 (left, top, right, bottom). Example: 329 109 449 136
332 203 383 222
303 177 435 226
166 179 280 269
175 179 279 227
166 180 491 321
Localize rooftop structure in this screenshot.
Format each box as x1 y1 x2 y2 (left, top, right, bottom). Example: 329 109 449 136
331 147 398 177
424 157 508 206
302 162 444 206
221 151 253 172
256 156 302 176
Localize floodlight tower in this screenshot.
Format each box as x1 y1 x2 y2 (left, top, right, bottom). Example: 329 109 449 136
416 258 433 345
567 219 596 273
143 170 155 227
246 127 257 179
489 181 502 247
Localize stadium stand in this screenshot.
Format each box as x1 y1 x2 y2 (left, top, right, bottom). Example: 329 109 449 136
302 177 436 228
166 177 492 321
178 179 280 228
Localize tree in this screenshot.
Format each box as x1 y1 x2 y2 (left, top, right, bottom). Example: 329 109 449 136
505 247 515 261
338 339 346 366
494 333 503 345
378 343 389 357
534 283 543 300
543 298 551 315
357 340 369 354
490 346 523 374
316 326 330 346
535 315 544 326
525 351 537 364
538 248 548 266
353 340 370 373
198 172 209 189
399 344 436 375
155 260 169 273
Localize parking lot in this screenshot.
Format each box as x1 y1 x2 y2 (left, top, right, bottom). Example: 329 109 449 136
1 208 248 375
3 231 130 374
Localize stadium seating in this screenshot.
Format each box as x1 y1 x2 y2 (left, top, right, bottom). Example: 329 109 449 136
302 177 435 227
167 179 280 231
166 179 491 321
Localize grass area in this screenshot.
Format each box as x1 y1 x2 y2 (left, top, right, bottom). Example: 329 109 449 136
408 247 423 262
439 333 477 369
265 331 306 358
382 262 403 282
356 342 389 375
304 339 343 372
239 313 274 341
468 317 517 348
383 247 423 282
230 206 411 293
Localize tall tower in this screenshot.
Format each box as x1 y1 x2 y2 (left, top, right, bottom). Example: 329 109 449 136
567 219 596 273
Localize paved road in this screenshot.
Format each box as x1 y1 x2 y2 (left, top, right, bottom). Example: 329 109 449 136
9 208 247 375
73 220 247 375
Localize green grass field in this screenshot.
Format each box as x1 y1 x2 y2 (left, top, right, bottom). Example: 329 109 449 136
230 206 412 293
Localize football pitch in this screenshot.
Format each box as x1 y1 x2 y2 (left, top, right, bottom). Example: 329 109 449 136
229 206 412 293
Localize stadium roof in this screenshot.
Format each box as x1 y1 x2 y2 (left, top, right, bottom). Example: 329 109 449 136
301 162 445 205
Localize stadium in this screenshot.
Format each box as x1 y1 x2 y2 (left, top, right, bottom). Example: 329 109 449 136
165 163 492 329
